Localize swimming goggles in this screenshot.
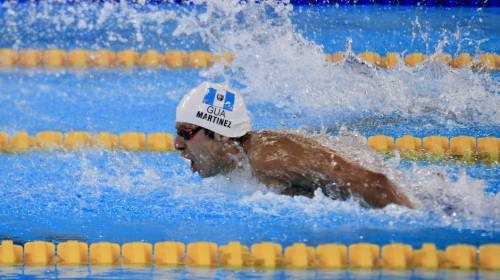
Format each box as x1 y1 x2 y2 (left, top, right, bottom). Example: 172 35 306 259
177 126 215 141
177 126 204 141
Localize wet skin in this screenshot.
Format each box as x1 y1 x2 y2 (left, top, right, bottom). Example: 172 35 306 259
175 122 413 208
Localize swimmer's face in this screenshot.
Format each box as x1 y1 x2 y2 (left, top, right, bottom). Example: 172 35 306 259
175 122 235 177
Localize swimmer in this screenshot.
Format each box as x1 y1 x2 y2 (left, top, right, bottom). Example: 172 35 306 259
175 82 414 208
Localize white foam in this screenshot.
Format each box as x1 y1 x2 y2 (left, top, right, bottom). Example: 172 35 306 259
1 1 498 230
172 0 499 125
168 0 500 228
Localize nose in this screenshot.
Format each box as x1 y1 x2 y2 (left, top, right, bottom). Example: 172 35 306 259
175 135 186 150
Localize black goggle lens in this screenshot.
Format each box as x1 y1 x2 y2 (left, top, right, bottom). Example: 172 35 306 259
177 127 203 141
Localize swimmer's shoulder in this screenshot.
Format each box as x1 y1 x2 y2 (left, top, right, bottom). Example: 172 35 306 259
240 130 304 181
244 130 300 149
249 130 329 150
240 130 284 158
242 130 327 160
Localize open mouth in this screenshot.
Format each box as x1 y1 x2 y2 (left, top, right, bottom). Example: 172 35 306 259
180 152 196 172
185 156 197 172
190 160 196 172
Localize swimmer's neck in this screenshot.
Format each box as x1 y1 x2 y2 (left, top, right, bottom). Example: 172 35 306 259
236 132 253 156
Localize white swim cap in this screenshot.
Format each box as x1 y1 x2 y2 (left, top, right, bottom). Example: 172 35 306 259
176 82 252 138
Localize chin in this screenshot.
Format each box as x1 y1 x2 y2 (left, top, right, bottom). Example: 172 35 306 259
197 168 220 178
197 171 213 178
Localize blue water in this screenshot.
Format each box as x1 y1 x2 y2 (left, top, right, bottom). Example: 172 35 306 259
294 6 500 54
0 266 498 280
1 2 499 55
1 266 500 280
0 1 499 279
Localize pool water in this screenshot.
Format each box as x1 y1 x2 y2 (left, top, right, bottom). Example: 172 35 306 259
0 1 499 279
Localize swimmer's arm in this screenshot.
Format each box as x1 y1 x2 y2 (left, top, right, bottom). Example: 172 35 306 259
320 155 414 208
246 132 413 208
256 174 315 198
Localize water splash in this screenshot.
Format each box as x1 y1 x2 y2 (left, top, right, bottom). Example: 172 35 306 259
0 1 499 243
173 0 500 127
170 0 499 229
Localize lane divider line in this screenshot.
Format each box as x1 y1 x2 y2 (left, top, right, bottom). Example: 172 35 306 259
1 240 499 270
1 48 498 71
0 131 497 164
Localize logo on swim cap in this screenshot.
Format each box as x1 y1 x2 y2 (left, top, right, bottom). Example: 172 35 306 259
176 82 251 138
203 87 235 111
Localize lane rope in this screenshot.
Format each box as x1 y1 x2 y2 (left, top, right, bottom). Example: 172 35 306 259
0 131 497 164
0 240 498 270
0 48 498 71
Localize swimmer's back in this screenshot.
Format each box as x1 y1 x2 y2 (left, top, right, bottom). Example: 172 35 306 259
241 130 414 208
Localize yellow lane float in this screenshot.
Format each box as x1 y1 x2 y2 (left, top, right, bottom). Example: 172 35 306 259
214 52 235 65
6 131 34 153
251 242 282 268
284 243 315 269
64 131 92 149
348 243 380 269
315 244 347 269
17 49 42 67
432 53 452 64
0 131 7 151
332 52 346 63
479 244 500 270
164 50 186 68
405 52 427 67
89 49 116 68
381 243 413 269
68 49 90 68
91 132 119 150
139 49 163 68
477 137 498 163
35 131 63 150
0 240 498 270
0 48 18 67
358 51 382 66
146 132 174 152
185 242 218 267
89 242 120 266
379 52 399 69
219 242 251 268
0 240 23 265
395 135 422 159
368 135 394 153
0 131 497 164
451 53 473 68
450 136 476 162
473 53 497 71
116 50 139 67
42 49 67 68
154 242 185 266
119 132 146 151
57 241 88 265
444 244 477 270
413 243 444 269
122 242 153 265
326 52 346 63
24 241 56 266
1 48 498 70
423 135 449 158
186 50 213 68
